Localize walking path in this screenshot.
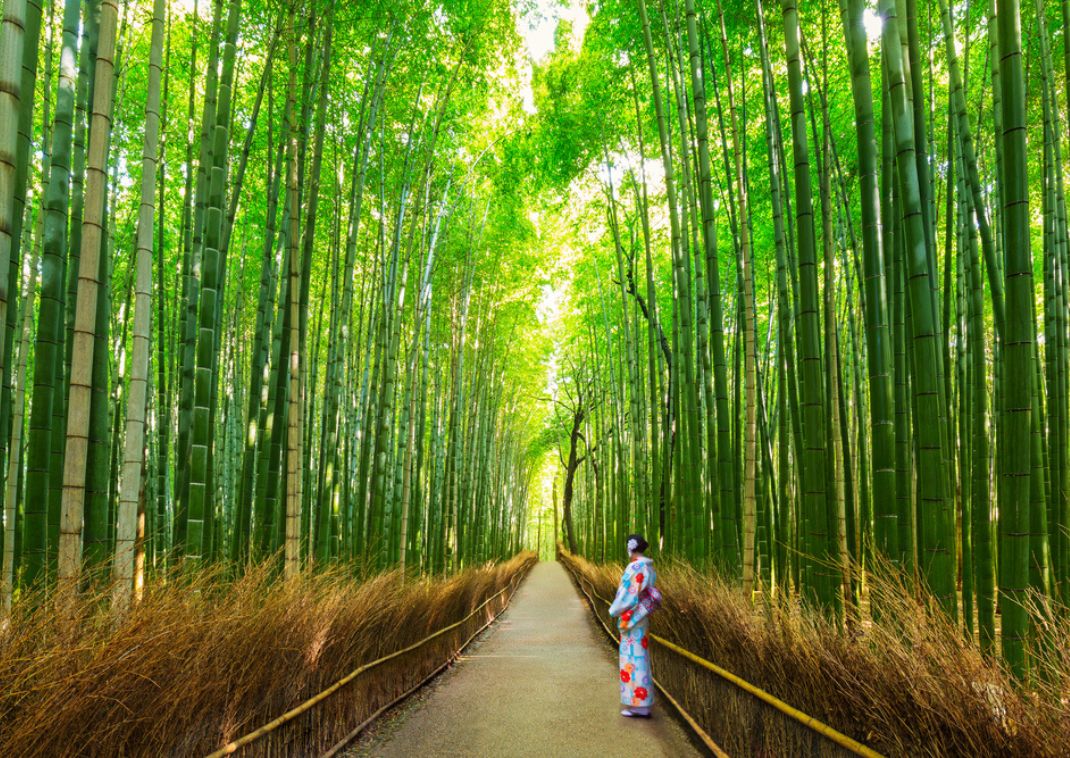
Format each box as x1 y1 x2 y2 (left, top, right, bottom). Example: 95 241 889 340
352 561 700 757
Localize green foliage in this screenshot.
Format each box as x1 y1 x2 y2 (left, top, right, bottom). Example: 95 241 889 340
1 0 1068 690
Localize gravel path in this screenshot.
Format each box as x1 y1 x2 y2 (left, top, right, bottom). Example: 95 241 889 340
351 561 701 757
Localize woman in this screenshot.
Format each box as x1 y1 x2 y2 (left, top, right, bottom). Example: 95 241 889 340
608 534 656 718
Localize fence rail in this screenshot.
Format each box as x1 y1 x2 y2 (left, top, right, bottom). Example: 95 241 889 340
206 559 535 758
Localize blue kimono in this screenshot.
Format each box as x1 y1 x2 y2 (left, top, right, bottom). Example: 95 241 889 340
608 556 656 712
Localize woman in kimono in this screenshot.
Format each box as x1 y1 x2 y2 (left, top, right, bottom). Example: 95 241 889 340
608 534 656 717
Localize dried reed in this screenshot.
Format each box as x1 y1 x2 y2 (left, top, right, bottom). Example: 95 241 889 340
0 553 535 756
559 549 1070 757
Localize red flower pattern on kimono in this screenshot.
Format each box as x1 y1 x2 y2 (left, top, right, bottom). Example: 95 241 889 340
641 635 648 649
634 687 648 701
620 669 630 683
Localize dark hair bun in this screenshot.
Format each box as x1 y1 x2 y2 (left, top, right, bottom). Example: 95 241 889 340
626 533 649 553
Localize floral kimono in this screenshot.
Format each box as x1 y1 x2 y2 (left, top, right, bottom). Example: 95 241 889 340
608 556 656 713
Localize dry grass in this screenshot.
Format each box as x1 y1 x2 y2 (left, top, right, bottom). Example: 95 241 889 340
0 553 535 756
559 549 1070 757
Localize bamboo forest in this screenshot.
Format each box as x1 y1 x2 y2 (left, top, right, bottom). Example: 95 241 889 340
1 0 1070 754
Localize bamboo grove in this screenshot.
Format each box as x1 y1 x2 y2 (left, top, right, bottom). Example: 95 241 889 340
0 0 551 614
538 0 1070 679
2 0 1069 685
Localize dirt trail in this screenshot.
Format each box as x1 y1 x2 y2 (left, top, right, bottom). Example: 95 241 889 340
352 560 701 758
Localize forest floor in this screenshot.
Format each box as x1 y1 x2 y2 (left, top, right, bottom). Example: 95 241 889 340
348 561 699 757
